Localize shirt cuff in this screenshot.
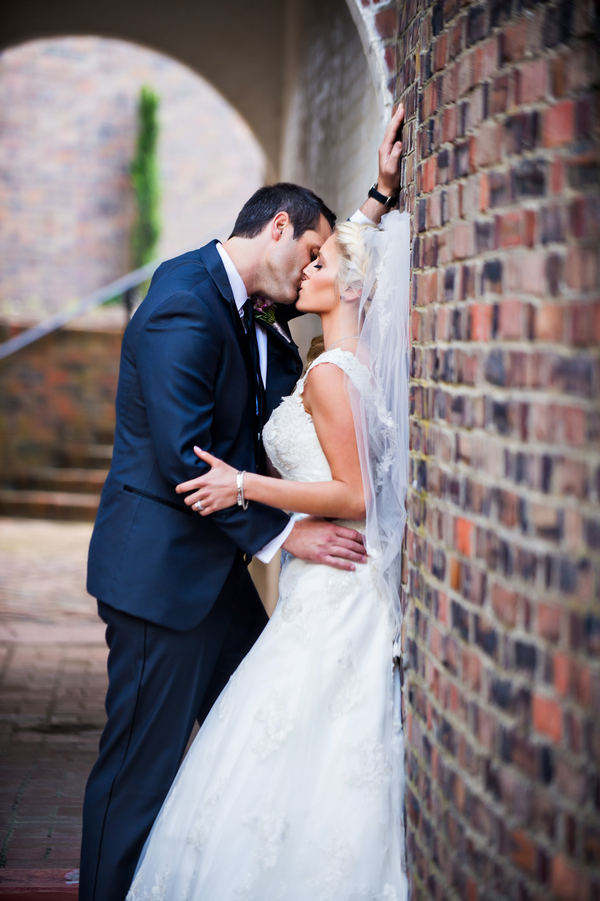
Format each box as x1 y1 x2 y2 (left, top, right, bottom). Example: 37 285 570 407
349 209 375 225
254 518 295 564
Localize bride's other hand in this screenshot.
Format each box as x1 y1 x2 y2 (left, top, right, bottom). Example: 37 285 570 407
359 103 404 225
176 447 238 514
377 102 404 198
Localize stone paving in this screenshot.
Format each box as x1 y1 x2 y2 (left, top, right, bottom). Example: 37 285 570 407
0 518 107 888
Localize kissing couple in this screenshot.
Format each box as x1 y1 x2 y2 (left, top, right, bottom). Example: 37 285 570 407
81 106 410 901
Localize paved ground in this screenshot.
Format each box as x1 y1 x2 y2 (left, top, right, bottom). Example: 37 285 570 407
0 518 106 890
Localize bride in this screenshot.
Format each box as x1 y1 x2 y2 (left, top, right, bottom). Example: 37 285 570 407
126 210 410 901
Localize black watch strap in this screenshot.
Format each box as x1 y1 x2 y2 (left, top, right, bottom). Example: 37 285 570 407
368 182 399 208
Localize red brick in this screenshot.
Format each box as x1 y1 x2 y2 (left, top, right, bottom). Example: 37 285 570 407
525 209 536 247
511 829 537 873
551 855 589 901
440 65 458 107
568 302 597 347
573 661 592 708
543 100 576 147
553 652 570 696
422 156 437 194
475 37 499 82
470 303 492 341
565 248 599 292
374 8 397 39
437 591 448 626
458 50 476 96
537 602 562 642
500 21 527 63
496 210 525 248
412 310 421 341
449 557 461 591
517 59 548 104
506 253 547 297
534 304 564 341
550 157 566 194
429 192 442 228
455 517 474 556
442 106 457 144
460 176 482 217
473 121 502 167
532 693 562 743
424 270 438 305
492 583 517 627
452 222 474 260
383 44 397 74
462 649 482 692
554 457 588 498
499 298 526 339
479 173 490 211
433 34 448 72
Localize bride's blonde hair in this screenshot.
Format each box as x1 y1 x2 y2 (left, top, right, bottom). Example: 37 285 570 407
306 221 375 367
334 221 374 299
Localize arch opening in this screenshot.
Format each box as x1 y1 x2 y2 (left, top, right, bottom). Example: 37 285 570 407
0 35 265 322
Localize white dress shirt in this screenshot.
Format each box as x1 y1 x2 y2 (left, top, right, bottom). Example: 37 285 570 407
216 242 294 562
215 209 372 563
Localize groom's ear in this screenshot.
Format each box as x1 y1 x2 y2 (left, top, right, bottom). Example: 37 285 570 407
271 211 291 241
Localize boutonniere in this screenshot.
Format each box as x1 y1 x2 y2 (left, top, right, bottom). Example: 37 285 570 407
252 296 276 327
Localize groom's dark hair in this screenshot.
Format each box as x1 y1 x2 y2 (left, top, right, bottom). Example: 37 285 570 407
230 183 336 240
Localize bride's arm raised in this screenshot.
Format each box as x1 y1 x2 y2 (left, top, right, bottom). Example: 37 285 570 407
176 363 365 521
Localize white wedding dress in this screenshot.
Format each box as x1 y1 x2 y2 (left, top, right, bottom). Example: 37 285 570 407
126 349 408 901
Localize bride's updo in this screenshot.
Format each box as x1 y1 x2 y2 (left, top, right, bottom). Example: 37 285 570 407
334 221 374 299
306 221 375 366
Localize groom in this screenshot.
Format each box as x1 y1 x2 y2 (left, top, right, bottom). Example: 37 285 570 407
80 109 404 901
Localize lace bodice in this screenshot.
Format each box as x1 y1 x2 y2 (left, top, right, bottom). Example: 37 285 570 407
262 348 371 484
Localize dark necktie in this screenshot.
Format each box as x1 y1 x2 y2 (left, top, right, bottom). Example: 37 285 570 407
242 299 266 443
242 300 260 385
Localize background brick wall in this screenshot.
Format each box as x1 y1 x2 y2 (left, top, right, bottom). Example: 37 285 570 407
0 36 264 322
361 0 600 897
0 323 121 473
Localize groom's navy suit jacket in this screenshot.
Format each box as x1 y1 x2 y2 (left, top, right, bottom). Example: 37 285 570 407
87 240 303 630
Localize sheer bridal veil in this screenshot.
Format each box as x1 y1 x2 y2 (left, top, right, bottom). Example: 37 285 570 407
347 210 411 650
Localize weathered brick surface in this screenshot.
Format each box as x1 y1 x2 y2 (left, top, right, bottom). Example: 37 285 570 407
359 0 600 897
0 322 120 474
0 36 264 322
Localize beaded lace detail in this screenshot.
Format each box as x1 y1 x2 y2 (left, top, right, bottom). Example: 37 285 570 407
262 348 371 486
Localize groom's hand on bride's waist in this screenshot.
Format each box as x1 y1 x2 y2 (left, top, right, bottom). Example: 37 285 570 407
282 517 367 571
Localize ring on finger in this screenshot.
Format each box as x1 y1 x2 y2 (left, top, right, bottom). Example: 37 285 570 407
193 500 203 511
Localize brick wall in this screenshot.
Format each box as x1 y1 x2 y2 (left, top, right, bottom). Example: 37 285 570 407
0 36 264 322
359 0 600 897
0 322 120 474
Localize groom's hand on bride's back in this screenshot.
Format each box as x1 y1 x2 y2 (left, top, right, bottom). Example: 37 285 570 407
282 517 367 570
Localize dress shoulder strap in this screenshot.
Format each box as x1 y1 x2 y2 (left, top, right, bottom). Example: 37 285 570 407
302 348 372 396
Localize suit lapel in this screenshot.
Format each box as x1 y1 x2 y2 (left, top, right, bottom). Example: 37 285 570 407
198 241 262 460
198 241 253 371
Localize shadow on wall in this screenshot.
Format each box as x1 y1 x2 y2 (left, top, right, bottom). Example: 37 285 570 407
281 0 386 360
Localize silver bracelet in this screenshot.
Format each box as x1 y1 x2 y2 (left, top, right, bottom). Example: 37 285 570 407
236 470 248 510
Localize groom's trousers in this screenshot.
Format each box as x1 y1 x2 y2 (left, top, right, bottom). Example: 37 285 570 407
78 554 268 901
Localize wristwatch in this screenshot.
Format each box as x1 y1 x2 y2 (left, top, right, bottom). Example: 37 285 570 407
368 182 399 208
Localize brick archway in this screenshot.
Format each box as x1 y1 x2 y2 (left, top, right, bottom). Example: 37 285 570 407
0 0 392 183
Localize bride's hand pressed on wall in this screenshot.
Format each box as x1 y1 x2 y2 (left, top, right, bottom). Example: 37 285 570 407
176 447 237 515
